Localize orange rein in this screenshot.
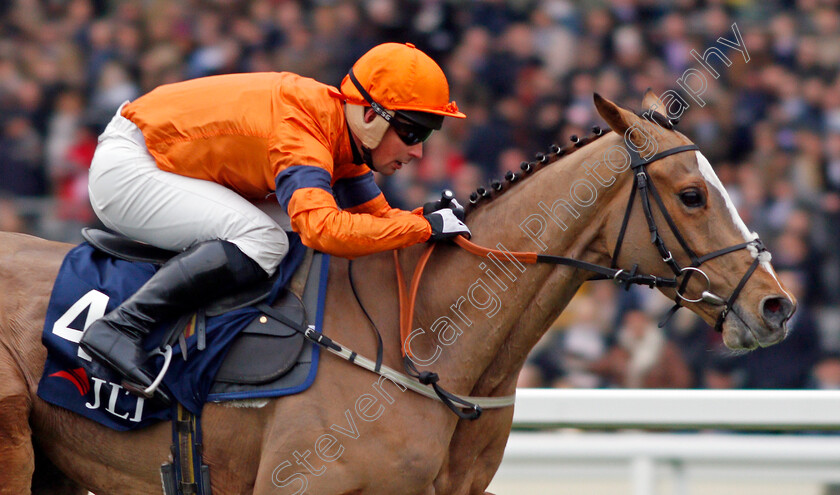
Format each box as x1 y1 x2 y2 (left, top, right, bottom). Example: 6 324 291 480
393 236 539 358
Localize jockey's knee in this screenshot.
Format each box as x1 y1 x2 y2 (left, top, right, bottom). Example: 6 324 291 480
229 225 288 277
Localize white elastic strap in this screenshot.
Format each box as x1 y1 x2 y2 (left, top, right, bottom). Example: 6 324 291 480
307 325 515 409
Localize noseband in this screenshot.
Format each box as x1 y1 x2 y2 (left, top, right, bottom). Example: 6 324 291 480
612 143 768 332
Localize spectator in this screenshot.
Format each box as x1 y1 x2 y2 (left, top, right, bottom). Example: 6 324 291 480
519 293 609 389
811 352 840 390
0 115 46 197
52 121 97 225
590 309 693 389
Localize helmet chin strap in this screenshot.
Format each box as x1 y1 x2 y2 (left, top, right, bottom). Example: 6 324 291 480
361 145 374 170
346 123 374 170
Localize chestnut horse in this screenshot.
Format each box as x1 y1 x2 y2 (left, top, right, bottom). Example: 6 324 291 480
0 93 794 494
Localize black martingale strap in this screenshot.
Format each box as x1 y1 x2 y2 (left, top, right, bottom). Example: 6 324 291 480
348 260 384 373
352 256 481 418
403 357 482 420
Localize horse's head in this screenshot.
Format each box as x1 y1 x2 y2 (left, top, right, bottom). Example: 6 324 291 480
594 92 795 350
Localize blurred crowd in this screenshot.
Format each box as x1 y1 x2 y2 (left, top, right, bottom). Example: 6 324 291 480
1 0 839 391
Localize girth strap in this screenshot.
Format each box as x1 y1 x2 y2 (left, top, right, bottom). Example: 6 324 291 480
161 404 212 495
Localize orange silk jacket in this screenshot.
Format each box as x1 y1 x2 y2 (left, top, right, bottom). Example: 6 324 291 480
121 72 431 258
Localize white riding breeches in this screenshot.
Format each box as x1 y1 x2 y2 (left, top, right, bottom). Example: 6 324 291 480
88 104 288 275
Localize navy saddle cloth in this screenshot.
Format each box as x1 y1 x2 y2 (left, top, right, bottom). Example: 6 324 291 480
37 231 329 431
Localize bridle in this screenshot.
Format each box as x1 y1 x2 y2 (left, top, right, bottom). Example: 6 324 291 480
612 142 768 332
450 141 769 334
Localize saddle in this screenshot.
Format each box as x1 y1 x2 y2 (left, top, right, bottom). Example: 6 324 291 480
80 228 317 395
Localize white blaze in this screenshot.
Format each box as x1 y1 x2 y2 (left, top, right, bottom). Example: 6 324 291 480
694 151 790 299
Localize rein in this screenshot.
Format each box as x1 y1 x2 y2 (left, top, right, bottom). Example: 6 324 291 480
385 234 681 420
382 142 768 420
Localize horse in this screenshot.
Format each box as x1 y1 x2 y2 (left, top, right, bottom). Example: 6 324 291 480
0 92 795 494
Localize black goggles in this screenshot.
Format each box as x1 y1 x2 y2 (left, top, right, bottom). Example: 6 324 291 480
389 115 434 146
347 68 435 146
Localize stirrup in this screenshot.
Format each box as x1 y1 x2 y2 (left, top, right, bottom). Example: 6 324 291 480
122 345 173 402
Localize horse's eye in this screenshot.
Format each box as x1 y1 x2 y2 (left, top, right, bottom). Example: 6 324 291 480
679 189 705 208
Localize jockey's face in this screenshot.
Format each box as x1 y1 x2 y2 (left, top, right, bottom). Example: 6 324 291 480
369 125 424 175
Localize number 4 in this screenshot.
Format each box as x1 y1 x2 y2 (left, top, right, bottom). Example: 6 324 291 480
52 290 110 362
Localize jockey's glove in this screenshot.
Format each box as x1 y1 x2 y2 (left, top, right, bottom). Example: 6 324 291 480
423 197 466 221
425 209 471 241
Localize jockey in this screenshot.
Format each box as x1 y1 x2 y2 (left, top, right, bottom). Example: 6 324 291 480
79 42 470 398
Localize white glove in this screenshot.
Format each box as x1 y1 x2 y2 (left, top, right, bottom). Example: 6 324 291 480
425 208 471 242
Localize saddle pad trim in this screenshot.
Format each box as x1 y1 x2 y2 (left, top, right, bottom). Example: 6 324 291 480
205 253 329 402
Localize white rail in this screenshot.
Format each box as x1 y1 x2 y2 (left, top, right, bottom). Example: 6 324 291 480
492 389 840 495
512 388 840 430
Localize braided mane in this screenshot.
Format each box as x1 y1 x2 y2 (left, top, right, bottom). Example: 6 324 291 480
464 108 676 215
464 126 611 215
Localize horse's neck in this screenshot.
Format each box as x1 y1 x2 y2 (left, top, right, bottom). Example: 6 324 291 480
409 135 629 395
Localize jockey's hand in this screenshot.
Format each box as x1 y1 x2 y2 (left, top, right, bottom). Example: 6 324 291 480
423 196 465 221
425 209 471 241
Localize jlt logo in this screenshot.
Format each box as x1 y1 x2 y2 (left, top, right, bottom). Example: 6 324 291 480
85 377 146 423
52 289 146 423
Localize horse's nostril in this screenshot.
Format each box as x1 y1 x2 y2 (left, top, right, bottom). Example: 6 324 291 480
761 296 794 326
765 298 782 314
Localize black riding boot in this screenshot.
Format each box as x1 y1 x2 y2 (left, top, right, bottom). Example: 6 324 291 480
79 239 267 398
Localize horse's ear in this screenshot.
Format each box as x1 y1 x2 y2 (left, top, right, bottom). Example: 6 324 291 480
595 93 660 151
593 93 636 134
642 88 667 117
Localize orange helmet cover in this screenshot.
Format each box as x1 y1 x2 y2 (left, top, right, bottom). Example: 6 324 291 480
340 42 465 119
